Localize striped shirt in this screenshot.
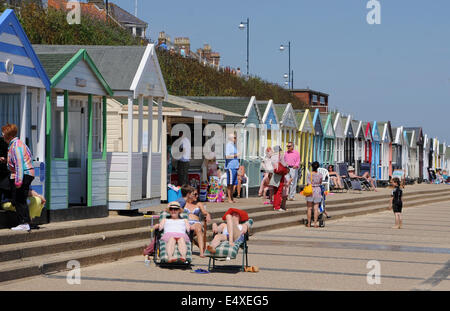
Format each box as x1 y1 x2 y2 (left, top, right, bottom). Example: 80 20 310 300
7 137 34 187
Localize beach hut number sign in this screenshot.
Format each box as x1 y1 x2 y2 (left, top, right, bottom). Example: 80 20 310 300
5 59 14 75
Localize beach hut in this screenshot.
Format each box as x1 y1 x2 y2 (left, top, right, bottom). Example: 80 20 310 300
363 122 374 176
36 49 114 220
433 138 439 170
0 9 50 224
423 134 430 181
333 112 345 166
352 119 365 174
312 109 324 164
295 109 315 185
392 126 407 176
256 99 279 154
35 44 167 211
377 121 393 182
320 112 335 167
343 115 355 168
402 128 410 177
445 145 450 174
405 129 417 181
371 121 382 180
439 143 446 170
274 103 298 152
405 127 424 182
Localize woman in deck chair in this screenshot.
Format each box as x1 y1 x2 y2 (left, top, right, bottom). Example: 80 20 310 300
158 201 191 263
327 165 344 190
348 166 377 191
207 208 249 253
183 186 211 258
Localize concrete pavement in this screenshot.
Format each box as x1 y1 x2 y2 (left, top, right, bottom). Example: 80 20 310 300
1 200 449 291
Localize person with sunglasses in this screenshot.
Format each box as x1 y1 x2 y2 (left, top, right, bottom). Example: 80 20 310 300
158 201 191 263
327 165 344 190
184 186 211 257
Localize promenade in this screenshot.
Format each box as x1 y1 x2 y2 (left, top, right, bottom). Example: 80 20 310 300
1 196 449 291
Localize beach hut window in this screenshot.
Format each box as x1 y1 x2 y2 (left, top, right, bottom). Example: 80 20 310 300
0 93 33 153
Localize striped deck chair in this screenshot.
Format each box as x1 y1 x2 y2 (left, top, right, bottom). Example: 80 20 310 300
153 211 192 267
205 219 254 272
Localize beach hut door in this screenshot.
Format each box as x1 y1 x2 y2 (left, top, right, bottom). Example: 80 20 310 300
68 99 87 205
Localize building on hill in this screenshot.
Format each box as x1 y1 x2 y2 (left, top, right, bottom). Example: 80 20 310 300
174 37 190 56
290 88 328 112
197 44 221 68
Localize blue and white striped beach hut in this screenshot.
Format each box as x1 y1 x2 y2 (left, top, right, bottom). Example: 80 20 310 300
0 9 50 198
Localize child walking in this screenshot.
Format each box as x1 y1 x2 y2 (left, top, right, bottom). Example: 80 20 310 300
389 177 403 229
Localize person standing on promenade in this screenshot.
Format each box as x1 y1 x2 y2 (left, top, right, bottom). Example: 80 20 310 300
389 177 403 229
2 124 35 231
177 131 191 187
305 161 323 228
270 146 289 211
284 142 300 201
225 134 240 203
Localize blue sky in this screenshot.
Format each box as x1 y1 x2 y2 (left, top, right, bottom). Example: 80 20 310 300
113 0 450 143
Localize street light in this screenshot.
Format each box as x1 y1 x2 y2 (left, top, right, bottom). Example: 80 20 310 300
239 18 249 75
279 41 292 89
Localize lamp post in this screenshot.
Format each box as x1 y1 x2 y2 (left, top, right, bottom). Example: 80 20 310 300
280 41 292 89
239 18 250 75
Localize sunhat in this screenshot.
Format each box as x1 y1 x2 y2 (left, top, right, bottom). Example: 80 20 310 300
222 208 249 222
168 201 182 209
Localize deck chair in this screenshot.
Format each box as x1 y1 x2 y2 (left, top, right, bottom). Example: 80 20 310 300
153 211 192 268
205 219 254 272
317 167 330 192
358 163 373 191
336 163 353 190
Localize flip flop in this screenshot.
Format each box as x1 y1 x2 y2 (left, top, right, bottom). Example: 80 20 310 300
194 269 209 274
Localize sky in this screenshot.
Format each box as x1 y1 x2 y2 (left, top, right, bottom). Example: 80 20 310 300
113 0 450 143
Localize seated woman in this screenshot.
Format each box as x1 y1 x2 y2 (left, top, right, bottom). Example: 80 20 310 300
327 165 344 190
158 201 191 263
207 208 249 252
184 186 211 257
348 166 377 191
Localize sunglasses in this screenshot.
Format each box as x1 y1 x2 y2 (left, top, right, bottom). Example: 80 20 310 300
192 193 198 196
169 208 179 211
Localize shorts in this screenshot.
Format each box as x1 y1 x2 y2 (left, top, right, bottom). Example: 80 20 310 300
161 232 190 243
392 204 402 213
227 168 238 186
305 195 322 203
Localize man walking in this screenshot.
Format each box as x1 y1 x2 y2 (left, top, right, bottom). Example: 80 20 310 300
177 131 191 186
225 134 240 203
283 142 300 201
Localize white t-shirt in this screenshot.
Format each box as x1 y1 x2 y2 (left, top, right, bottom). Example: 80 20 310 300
164 219 187 234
